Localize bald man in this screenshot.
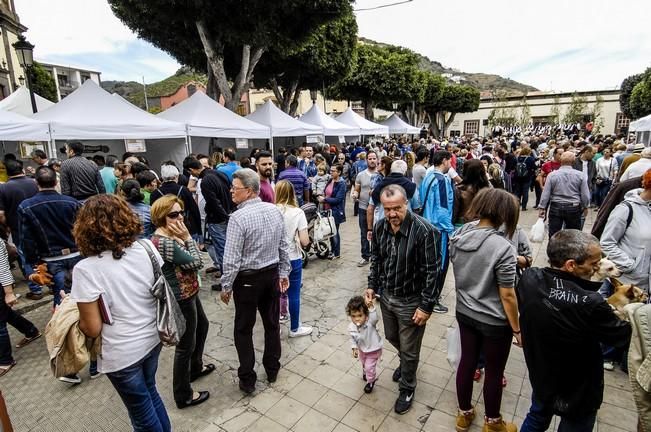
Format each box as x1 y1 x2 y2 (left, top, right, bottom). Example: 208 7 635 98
538 151 591 238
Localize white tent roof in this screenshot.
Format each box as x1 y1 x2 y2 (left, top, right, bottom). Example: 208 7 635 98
299 104 360 136
245 100 323 137
32 80 187 139
0 86 55 117
380 113 421 134
0 108 50 141
335 107 389 135
158 91 270 139
629 113 651 132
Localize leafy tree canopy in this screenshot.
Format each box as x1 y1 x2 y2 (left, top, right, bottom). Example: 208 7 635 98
30 62 58 102
620 72 644 119
629 74 651 120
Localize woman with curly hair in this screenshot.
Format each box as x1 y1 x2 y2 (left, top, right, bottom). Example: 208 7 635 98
150 195 212 409
71 194 170 432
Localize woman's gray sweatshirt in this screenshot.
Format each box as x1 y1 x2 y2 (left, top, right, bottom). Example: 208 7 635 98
449 224 517 326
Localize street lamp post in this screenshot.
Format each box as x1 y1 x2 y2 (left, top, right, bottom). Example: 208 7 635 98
12 35 38 114
310 89 318 105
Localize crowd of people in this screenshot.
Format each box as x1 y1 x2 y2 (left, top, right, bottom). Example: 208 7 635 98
0 129 649 431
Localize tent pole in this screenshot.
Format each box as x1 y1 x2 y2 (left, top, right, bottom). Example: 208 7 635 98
270 134 274 157
47 123 55 158
188 135 193 155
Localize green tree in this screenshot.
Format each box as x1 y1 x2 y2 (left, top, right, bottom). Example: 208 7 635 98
620 72 644 119
589 95 605 134
550 95 562 125
562 93 588 124
629 73 651 119
425 83 480 137
108 0 352 111
519 95 531 128
29 61 57 102
329 43 424 120
253 5 357 115
487 89 516 129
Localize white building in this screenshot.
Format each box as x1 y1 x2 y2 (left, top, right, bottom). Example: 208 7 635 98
38 62 101 101
452 89 630 137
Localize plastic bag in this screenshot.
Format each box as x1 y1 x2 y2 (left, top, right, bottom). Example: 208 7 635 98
530 217 545 243
446 326 461 370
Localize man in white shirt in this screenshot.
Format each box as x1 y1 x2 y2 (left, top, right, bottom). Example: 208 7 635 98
620 148 651 182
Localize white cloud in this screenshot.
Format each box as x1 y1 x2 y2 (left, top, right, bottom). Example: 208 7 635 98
355 0 651 91
15 0 135 55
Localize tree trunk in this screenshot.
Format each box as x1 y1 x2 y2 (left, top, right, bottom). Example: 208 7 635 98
196 19 265 112
364 100 374 121
430 111 441 137
288 86 302 117
444 112 457 137
205 63 221 102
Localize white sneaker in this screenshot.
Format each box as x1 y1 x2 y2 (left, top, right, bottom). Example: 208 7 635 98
58 374 82 384
603 361 615 371
289 325 313 338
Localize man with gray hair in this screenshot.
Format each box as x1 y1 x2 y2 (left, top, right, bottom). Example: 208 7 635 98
517 230 631 432
220 168 291 394
366 184 441 415
538 151 590 238
620 147 651 182
366 159 418 228
150 162 202 240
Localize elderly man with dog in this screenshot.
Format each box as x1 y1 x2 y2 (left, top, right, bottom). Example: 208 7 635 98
517 229 631 432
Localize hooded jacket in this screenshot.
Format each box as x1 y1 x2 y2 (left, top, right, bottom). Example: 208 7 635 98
601 188 651 292
420 169 454 234
370 173 417 206
449 224 516 326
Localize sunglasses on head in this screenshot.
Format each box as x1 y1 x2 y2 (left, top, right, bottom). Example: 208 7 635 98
167 211 183 219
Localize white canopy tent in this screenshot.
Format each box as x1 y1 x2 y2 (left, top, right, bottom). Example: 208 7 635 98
299 104 360 136
0 108 50 141
629 113 651 146
0 86 54 117
380 113 421 134
335 107 389 136
246 100 323 153
33 80 188 168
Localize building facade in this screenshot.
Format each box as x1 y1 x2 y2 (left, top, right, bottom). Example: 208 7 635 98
452 90 629 138
38 62 101 101
0 0 28 99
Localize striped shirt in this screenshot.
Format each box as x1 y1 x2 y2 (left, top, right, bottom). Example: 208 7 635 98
221 198 291 293
60 156 106 199
368 211 442 313
0 240 15 287
277 167 309 204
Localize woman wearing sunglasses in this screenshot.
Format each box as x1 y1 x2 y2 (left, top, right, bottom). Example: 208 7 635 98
150 195 214 409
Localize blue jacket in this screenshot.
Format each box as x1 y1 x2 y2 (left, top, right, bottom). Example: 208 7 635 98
324 179 347 224
299 159 317 178
419 169 454 233
18 190 81 264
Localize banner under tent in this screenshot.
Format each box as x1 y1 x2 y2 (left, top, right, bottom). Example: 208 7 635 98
245 100 323 154
0 86 55 117
32 80 188 170
158 91 271 158
0 108 51 161
380 113 421 135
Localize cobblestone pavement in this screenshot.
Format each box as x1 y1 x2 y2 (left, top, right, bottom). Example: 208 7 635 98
1 205 637 432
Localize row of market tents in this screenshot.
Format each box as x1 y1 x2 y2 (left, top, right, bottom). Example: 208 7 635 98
0 80 422 168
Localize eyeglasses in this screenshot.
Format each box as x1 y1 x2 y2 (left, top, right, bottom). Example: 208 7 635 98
167 211 183 219
231 186 249 192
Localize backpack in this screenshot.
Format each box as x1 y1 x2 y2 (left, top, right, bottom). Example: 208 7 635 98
592 201 634 239
515 157 529 178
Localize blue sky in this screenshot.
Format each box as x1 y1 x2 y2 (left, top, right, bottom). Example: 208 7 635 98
15 0 651 91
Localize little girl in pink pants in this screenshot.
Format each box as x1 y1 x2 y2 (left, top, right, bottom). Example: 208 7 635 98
347 296 383 393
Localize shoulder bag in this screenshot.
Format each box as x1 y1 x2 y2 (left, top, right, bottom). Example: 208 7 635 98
138 240 186 346
313 210 337 242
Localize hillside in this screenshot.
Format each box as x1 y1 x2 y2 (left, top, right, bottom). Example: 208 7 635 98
359 37 538 95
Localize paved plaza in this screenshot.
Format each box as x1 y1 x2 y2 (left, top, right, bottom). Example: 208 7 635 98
1 206 637 432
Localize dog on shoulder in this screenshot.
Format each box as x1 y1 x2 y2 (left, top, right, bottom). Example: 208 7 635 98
590 258 622 283
607 278 648 321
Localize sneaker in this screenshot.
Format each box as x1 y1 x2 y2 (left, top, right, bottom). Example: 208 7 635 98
58 374 81 384
279 314 289 323
482 416 517 432
364 381 375 393
501 376 507 387
90 371 102 380
289 325 313 338
394 389 414 414
25 292 44 300
329 254 341 260
603 361 615 371
456 408 476 432
357 258 370 267
392 366 401 382
473 369 482 382
432 301 449 314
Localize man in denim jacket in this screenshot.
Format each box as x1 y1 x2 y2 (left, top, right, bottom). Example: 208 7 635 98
18 166 82 306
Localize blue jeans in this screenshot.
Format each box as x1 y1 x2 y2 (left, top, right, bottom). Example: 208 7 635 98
47 255 83 306
330 222 341 257
287 259 303 331
512 179 531 209
358 211 370 260
106 344 170 432
0 291 39 365
206 222 227 272
16 246 41 295
521 394 597 432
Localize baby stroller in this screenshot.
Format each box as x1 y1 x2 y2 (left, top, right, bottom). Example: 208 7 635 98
300 202 332 268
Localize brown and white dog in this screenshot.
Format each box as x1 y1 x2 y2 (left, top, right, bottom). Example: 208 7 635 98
607 278 648 320
590 258 622 283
